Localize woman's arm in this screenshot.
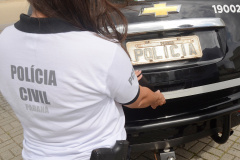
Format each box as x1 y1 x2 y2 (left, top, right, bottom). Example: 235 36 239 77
125 86 165 109
126 70 165 109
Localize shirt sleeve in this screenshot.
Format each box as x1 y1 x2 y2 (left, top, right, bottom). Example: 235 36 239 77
105 44 140 105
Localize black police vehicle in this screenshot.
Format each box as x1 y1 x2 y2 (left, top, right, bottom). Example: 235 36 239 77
112 0 240 158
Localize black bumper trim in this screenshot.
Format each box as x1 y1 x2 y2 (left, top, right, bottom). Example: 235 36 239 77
126 92 240 133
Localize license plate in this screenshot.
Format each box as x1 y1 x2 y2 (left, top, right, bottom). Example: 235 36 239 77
126 35 203 65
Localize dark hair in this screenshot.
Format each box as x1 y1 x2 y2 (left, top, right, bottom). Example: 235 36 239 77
27 0 128 44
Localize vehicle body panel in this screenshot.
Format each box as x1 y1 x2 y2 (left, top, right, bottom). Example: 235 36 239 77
120 0 240 150
122 0 240 121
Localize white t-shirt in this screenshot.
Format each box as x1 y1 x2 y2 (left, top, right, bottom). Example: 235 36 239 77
0 14 139 160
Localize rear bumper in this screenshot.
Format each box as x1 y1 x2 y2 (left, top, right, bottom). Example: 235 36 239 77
126 91 240 152
129 127 221 152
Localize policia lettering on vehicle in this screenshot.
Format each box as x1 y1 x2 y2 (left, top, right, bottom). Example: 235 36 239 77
0 0 166 160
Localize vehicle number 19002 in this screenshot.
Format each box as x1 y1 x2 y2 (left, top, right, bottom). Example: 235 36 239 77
212 5 240 13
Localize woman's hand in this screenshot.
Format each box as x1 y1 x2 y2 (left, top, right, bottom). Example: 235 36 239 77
135 70 142 81
151 90 166 109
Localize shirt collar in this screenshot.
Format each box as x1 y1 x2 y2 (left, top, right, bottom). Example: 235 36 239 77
14 14 82 34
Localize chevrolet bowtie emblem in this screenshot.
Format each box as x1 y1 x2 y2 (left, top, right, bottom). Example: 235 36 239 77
139 3 181 17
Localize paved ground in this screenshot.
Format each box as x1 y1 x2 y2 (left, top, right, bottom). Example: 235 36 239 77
1 93 240 160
